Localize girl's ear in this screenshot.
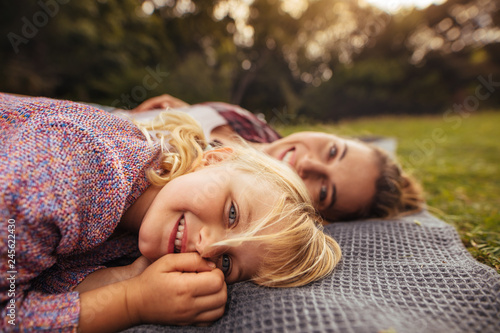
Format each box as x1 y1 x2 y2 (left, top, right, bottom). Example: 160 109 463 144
201 147 233 166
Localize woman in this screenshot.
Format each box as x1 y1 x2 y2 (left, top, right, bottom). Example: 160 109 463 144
114 94 425 222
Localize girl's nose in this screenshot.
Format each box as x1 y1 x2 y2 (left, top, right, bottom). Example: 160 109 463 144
195 226 225 257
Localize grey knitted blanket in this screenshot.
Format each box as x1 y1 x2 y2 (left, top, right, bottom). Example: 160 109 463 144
122 211 500 333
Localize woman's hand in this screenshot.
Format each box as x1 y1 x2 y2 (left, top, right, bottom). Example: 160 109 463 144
75 256 151 293
132 94 190 112
126 253 227 326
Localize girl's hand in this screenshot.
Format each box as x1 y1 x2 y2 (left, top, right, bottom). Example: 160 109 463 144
126 253 227 326
132 94 190 112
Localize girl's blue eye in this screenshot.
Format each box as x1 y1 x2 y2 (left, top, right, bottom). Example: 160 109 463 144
228 203 238 227
329 145 338 158
220 254 232 277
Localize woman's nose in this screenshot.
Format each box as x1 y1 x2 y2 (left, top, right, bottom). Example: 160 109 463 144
297 155 327 178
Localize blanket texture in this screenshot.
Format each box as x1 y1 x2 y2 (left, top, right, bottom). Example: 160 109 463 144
122 211 500 333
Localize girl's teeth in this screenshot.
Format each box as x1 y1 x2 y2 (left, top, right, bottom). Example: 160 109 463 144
174 217 185 252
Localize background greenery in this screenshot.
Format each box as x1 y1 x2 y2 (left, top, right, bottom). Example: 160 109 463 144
1 0 499 120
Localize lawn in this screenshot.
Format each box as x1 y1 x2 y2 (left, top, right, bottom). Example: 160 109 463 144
277 110 500 273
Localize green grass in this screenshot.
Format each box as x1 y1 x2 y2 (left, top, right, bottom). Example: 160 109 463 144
277 111 500 273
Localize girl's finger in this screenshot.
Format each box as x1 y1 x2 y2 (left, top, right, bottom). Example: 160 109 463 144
193 305 226 324
188 291 227 322
158 253 216 273
183 269 227 297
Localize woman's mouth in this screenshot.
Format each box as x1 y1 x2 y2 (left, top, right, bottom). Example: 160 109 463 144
281 148 296 167
174 216 185 253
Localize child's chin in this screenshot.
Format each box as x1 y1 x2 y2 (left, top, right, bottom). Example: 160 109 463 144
138 242 157 261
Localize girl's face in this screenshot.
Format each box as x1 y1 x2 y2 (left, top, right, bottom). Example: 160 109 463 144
262 132 379 220
138 164 278 284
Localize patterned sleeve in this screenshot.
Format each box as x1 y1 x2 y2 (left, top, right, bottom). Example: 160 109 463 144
0 128 84 332
0 94 135 332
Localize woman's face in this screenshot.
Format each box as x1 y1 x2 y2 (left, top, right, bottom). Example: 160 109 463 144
262 132 379 221
138 164 278 284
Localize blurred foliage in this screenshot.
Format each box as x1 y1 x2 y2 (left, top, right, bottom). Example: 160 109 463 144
1 0 499 120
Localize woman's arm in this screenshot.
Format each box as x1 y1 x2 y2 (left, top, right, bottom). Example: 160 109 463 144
78 253 227 332
131 94 190 112
74 256 151 293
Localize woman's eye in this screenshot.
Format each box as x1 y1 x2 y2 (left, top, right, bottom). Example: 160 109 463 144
219 254 232 277
329 145 338 159
228 203 238 227
319 185 328 202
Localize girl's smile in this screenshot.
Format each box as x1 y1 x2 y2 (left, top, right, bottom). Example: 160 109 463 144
135 162 280 284
170 215 187 253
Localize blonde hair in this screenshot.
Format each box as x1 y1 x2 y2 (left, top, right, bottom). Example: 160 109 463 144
136 110 341 287
135 110 208 185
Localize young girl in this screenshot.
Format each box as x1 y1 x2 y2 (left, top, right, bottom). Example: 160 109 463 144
0 94 341 332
